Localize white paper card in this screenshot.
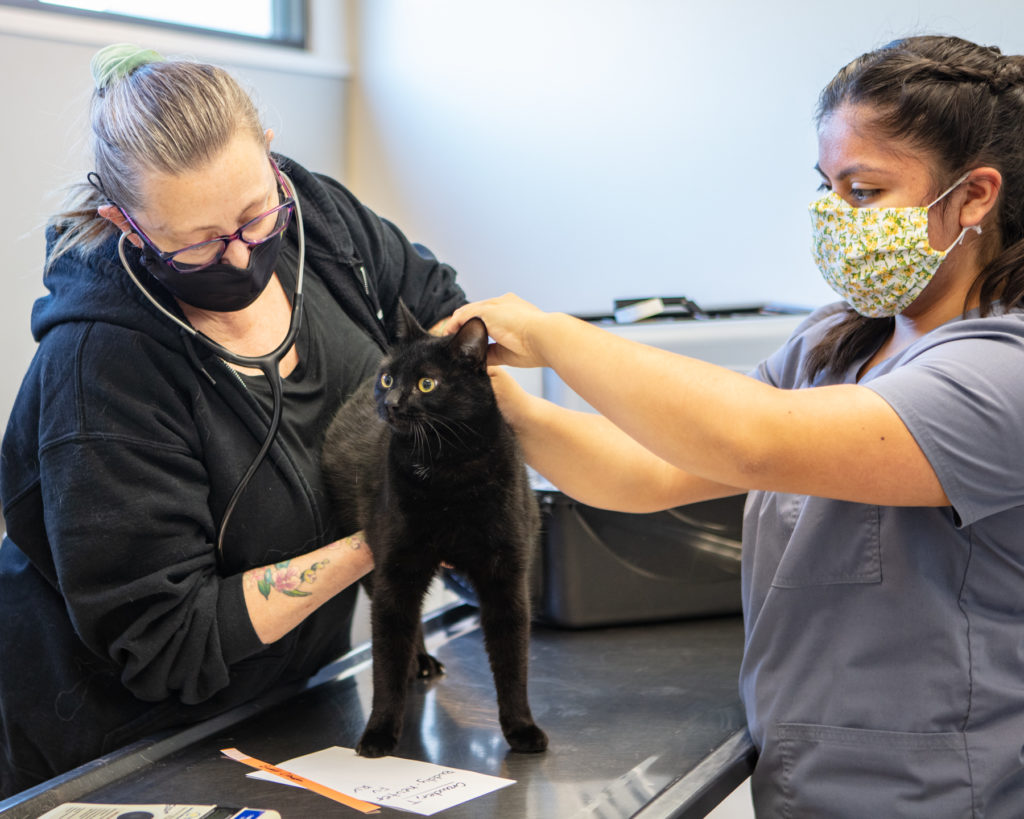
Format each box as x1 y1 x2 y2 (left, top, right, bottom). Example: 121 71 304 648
248 746 515 815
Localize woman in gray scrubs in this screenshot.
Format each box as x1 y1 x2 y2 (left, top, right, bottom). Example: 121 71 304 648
446 35 1024 817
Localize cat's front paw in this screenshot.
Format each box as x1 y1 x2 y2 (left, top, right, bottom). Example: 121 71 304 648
356 726 399 758
414 652 445 680
504 722 548 753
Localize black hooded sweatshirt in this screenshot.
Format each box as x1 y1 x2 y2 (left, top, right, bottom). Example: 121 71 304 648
0 156 466 796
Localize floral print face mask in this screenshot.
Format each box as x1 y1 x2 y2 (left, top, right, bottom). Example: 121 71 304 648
809 173 979 317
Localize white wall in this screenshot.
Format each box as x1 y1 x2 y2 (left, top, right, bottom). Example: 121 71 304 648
0 1 349 435
6 1 1024 449
347 0 1024 316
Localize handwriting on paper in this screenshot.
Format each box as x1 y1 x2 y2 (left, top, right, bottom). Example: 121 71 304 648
248 746 514 815
356 768 470 807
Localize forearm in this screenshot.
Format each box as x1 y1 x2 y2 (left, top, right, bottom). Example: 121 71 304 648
242 530 374 645
526 314 949 506
512 390 743 512
529 312 773 488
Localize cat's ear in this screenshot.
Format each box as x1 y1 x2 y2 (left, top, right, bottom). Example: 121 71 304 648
451 317 488 368
395 299 428 342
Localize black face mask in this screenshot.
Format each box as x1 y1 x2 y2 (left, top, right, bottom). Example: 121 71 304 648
140 230 283 312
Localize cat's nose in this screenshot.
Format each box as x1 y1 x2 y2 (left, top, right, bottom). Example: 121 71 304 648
383 392 401 422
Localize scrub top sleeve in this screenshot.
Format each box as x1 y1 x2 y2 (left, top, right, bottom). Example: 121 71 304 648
864 319 1024 526
751 302 850 387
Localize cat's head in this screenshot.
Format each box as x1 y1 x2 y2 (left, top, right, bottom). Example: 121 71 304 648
374 301 496 448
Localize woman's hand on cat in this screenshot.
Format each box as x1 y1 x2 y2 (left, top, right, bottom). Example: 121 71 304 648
448 293 552 369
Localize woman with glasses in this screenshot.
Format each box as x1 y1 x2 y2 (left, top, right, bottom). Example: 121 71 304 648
0 44 466 796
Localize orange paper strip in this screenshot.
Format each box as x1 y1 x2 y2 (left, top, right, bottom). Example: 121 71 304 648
221 747 380 814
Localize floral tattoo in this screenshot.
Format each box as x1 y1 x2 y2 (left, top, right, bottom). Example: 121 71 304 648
255 559 330 600
247 534 367 601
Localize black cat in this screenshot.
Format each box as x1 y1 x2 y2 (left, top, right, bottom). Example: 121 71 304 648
322 301 548 758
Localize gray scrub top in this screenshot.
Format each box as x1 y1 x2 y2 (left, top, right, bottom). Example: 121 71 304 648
741 302 1024 818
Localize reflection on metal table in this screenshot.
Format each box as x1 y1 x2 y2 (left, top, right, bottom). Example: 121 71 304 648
2 603 754 819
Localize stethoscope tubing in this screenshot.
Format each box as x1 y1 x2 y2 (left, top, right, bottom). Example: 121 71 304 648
116 171 307 566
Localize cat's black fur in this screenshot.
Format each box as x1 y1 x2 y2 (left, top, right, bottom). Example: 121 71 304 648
322 301 547 758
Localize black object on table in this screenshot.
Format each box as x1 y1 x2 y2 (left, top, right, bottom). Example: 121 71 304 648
1 603 754 818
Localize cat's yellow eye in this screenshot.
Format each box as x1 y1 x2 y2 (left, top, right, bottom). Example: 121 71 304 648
380 373 393 389
418 377 437 393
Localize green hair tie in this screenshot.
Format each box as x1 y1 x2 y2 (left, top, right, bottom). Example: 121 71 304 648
91 43 164 91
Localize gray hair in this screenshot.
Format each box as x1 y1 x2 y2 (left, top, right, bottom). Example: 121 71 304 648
47 44 265 268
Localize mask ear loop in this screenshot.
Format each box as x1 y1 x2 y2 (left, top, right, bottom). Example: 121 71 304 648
86 171 109 199
926 172 984 253
944 222 983 253
114 170 307 569
927 172 973 209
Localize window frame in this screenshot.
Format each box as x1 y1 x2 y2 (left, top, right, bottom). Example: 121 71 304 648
0 0 308 49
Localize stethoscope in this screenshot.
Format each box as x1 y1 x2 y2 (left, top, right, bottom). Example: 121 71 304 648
115 170 306 566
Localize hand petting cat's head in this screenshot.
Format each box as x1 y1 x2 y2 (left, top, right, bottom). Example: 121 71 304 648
374 301 495 451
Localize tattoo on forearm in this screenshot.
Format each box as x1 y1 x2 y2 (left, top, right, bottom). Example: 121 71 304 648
254 559 330 600
247 534 366 601
327 532 367 553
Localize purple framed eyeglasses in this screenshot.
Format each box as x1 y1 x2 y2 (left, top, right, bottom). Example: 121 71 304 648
106 158 295 274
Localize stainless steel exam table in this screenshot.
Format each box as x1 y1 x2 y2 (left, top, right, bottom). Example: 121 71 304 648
0 604 754 818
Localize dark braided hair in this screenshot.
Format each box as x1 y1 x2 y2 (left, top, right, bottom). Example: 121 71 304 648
804 35 1024 380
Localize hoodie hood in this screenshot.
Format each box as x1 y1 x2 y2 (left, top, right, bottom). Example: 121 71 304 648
32 228 186 349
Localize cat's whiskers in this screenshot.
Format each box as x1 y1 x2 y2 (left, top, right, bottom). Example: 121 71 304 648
410 421 433 461
423 413 481 451
402 416 465 464
425 419 458 453
425 417 446 455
